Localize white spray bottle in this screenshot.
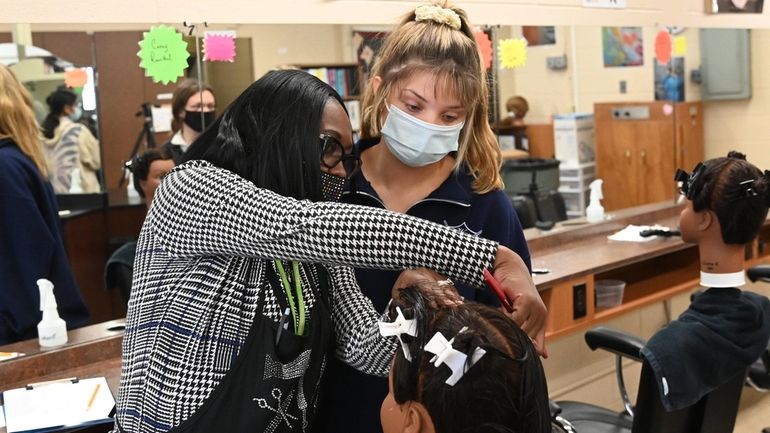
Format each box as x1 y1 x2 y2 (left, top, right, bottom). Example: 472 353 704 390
586 179 605 223
37 278 68 348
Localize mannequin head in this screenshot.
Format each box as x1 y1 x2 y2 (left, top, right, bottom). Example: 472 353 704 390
380 285 551 433
131 145 176 207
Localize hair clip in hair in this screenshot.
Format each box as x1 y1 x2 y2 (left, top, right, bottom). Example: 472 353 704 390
740 179 758 198
674 162 705 200
414 4 462 30
378 306 418 361
424 326 486 386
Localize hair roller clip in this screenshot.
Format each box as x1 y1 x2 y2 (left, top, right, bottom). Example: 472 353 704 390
414 4 462 30
424 326 486 386
739 179 758 198
378 306 418 361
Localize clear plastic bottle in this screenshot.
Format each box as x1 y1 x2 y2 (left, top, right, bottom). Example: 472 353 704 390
586 179 605 223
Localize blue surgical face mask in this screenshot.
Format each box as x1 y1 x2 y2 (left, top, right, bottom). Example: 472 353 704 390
381 104 464 167
69 106 83 122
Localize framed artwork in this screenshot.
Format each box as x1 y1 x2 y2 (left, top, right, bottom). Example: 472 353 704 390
654 57 685 102
602 27 644 67
352 31 389 86
522 26 556 46
706 0 764 13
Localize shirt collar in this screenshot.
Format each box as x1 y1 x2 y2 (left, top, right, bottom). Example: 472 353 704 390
700 271 746 288
170 130 188 151
345 138 473 209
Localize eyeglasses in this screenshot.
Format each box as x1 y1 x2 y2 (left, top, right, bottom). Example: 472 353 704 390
319 134 361 178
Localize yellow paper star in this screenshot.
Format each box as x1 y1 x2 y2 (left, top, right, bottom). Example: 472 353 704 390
498 38 528 69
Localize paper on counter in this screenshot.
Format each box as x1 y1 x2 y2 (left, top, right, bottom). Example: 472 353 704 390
608 224 668 242
0 352 24 362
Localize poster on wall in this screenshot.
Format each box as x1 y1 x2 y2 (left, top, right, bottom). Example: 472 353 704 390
654 57 685 102
352 31 389 87
602 27 644 67
522 26 556 46
706 0 764 13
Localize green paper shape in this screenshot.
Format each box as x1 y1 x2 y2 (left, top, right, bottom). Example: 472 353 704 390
72 87 83 95
137 25 190 85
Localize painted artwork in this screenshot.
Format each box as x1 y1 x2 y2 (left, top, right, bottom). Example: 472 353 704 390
706 0 764 13
602 27 644 67
654 57 685 102
352 31 389 84
522 26 556 46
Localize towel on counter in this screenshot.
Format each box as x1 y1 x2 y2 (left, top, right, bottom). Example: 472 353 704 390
641 287 770 411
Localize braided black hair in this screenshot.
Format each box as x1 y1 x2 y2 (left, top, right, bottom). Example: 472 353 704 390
385 286 551 433
686 151 770 244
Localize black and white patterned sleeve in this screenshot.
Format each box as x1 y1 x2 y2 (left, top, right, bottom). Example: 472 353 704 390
326 265 395 376
151 162 497 287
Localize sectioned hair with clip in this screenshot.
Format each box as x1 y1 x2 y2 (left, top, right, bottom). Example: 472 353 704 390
675 151 770 244
383 286 551 433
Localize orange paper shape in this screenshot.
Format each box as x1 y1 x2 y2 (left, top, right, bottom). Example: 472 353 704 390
474 30 493 70
203 33 236 62
64 68 88 88
655 31 672 64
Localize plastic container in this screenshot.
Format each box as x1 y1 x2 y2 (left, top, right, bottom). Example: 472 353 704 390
501 158 561 195
595 279 626 308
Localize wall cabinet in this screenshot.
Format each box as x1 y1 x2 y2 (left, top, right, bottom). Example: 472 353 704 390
594 101 704 211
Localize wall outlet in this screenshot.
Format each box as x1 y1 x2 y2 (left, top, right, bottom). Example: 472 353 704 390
546 54 568 70
619 80 627 94
573 283 587 319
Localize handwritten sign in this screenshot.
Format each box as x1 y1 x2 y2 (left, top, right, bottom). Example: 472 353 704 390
204 31 236 62
137 25 190 85
498 38 528 70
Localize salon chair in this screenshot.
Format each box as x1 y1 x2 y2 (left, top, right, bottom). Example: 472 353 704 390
550 327 746 433
746 264 770 392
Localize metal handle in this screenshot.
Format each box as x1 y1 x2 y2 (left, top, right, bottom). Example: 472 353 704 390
625 149 631 160
640 149 647 163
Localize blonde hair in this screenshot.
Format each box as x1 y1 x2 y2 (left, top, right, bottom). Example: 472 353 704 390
0 64 48 178
360 0 502 193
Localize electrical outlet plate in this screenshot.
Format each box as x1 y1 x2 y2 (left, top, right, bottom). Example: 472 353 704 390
546 54 568 70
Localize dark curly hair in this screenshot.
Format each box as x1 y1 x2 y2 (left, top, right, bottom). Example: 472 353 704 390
685 151 770 244
385 285 551 433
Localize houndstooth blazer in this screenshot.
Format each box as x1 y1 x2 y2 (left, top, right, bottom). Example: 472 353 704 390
113 160 497 432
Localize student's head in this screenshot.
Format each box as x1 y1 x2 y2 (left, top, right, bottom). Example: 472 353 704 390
359 1 502 193
0 64 48 178
183 69 360 202
131 145 177 207
42 87 79 139
380 285 551 433
676 151 770 245
171 79 216 134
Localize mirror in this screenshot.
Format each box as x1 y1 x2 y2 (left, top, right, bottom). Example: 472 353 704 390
1 34 103 195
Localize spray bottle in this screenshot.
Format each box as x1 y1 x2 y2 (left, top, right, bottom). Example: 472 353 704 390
37 279 68 348
586 179 605 223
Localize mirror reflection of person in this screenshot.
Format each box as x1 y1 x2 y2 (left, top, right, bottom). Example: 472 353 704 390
41 87 101 193
0 65 89 344
166 78 216 157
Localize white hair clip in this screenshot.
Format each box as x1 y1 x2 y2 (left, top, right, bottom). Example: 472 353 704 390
424 326 486 386
414 4 462 31
378 306 419 361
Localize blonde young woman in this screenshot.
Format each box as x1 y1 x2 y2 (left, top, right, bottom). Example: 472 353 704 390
0 65 89 344
321 2 546 432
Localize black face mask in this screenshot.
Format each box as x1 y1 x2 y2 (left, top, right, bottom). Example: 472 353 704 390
320 172 346 202
184 111 216 132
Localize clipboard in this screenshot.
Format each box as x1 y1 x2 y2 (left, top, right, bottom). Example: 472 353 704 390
2 377 115 433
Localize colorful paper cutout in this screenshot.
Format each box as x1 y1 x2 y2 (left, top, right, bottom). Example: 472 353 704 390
674 36 687 56
64 68 87 88
474 30 493 70
137 25 190 85
203 31 236 62
498 38 528 70
655 31 672 64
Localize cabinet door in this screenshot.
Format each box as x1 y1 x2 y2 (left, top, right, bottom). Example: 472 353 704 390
675 102 705 172
595 103 639 211
635 119 675 205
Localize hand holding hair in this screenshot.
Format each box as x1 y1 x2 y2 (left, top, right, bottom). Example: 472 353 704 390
492 246 548 358
392 268 462 308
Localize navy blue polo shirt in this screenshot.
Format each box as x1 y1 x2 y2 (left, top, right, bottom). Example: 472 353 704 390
317 137 532 433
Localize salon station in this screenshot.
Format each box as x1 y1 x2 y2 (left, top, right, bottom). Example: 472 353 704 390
2 1 770 432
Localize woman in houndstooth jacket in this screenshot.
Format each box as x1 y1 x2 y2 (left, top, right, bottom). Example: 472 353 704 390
112 70 538 433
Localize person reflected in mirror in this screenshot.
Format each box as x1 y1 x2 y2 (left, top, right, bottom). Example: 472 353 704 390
322 3 546 431
641 151 770 411
166 78 216 158
379 283 551 433
105 145 176 305
0 65 89 345
41 87 101 194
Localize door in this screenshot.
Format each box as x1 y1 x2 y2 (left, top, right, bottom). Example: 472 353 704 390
675 101 704 173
